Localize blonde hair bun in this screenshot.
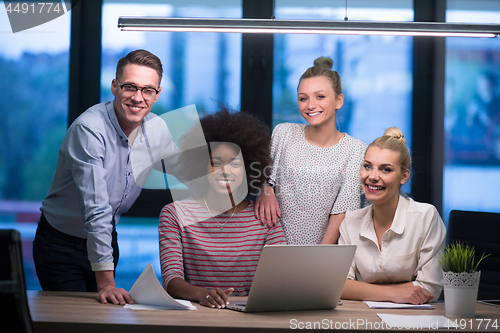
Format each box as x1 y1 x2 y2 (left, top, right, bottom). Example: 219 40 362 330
368 126 411 172
313 56 333 70
383 127 406 145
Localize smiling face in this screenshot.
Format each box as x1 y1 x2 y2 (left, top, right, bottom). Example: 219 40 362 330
361 146 410 206
112 64 161 136
206 143 246 198
297 75 344 128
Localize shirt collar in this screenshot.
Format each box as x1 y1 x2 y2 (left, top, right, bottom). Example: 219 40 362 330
359 194 409 240
106 102 127 139
359 205 376 242
390 195 409 234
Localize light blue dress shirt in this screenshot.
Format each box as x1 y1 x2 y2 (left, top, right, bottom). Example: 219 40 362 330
41 101 180 271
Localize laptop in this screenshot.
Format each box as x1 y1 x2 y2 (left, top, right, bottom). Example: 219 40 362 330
226 244 356 312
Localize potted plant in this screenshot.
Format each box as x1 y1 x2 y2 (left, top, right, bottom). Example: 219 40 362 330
439 241 490 318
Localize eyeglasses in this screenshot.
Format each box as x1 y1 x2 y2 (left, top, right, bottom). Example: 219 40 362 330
115 79 159 100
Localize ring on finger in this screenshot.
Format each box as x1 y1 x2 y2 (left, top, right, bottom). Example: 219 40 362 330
206 295 211 299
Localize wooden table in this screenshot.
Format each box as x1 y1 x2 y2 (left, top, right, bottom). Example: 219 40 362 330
28 291 500 332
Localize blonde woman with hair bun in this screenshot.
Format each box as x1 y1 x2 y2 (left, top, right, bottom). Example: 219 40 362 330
338 127 446 304
254 56 366 245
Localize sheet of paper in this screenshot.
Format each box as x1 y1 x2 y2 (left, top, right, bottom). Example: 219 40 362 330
125 299 196 311
126 263 196 310
365 301 433 309
377 314 459 329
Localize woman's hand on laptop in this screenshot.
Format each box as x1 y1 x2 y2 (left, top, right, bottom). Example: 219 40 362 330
198 287 234 309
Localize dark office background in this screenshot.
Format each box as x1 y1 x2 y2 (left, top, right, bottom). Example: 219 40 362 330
0 0 499 290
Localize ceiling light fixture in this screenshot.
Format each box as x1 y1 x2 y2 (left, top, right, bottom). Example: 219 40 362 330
118 17 500 38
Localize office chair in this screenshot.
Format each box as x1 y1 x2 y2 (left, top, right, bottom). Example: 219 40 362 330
0 229 35 333
447 210 500 300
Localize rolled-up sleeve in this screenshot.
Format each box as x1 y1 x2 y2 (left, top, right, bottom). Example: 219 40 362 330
412 207 446 301
66 123 115 271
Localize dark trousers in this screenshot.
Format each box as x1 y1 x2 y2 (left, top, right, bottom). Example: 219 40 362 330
33 214 118 292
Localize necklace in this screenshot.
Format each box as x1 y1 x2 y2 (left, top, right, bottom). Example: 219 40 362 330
203 199 237 231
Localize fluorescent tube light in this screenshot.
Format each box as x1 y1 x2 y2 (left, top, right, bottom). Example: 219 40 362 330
118 17 500 38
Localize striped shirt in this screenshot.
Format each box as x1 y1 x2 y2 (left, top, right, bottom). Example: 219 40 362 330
159 198 286 296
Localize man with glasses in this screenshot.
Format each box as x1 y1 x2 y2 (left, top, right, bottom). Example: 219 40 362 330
33 50 179 305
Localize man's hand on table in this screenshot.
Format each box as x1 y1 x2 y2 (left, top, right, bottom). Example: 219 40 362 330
96 270 134 305
98 285 134 305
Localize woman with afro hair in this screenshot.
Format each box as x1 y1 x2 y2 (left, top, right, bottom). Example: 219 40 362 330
159 108 286 309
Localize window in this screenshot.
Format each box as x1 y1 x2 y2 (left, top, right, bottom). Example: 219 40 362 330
0 8 71 290
443 0 500 220
101 0 242 114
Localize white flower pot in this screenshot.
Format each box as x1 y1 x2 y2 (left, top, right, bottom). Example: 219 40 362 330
443 271 480 318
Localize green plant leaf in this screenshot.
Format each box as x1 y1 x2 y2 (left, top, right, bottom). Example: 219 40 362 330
439 241 491 273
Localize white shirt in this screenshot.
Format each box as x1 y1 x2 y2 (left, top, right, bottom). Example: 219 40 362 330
339 195 446 301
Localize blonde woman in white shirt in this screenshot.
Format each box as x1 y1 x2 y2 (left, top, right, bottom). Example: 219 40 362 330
339 127 446 304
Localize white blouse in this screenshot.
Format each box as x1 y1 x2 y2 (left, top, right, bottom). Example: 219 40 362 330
339 195 446 301
268 123 366 245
